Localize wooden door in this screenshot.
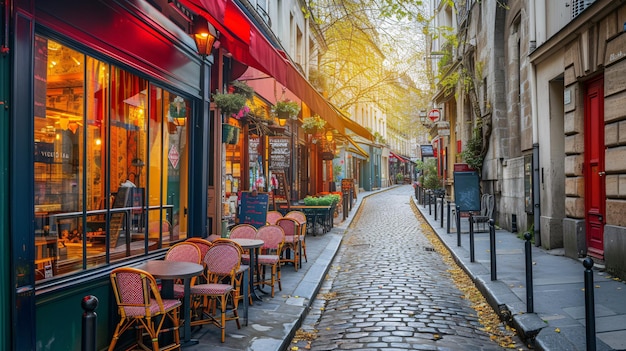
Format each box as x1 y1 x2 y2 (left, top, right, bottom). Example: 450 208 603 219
584 76 605 258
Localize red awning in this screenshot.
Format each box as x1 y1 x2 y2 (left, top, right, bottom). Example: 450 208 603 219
180 0 373 141
389 152 407 163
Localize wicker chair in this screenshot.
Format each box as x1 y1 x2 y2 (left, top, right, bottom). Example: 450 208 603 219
266 210 283 225
276 217 300 271
185 238 213 283
164 242 202 298
255 225 284 297
284 211 308 262
228 224 257 239
108 267 181 351
189 241 241 342
212 238 251 306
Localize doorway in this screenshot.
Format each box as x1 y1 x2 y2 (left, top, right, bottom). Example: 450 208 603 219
584 76 605 258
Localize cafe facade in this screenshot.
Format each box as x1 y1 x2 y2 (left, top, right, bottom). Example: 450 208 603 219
1 0 376 349
3 0 222 349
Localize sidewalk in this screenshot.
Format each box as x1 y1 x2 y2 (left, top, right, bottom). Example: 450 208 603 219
184 188 383 351
413 195 626 351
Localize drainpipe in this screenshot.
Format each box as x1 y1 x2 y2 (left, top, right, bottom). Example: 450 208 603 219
529 0 541 247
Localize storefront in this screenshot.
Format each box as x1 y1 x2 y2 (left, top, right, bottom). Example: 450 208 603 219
8 1 214 349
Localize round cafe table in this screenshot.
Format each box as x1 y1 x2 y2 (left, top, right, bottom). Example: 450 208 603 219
136 260 203 346
229 238 264 301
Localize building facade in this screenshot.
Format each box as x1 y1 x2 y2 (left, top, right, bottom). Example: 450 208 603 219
429 0 626 280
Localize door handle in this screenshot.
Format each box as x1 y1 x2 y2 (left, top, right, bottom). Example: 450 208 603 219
598 171 606 176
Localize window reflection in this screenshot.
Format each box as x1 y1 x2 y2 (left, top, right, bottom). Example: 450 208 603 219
33 36 189 281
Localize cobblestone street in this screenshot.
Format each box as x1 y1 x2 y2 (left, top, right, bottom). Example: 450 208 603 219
293 186 518 351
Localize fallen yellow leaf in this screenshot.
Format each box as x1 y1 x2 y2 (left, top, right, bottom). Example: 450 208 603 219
291 347 299 351
555 328 561 333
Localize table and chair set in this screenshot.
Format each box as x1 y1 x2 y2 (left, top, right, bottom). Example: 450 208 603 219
107 209 308 350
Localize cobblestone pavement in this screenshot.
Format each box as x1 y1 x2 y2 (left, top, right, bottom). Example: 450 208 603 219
293 187 515 351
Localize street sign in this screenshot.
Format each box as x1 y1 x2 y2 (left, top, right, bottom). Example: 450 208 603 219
428 109 440 122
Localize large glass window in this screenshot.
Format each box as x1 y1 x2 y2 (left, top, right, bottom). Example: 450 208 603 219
33 36 189 281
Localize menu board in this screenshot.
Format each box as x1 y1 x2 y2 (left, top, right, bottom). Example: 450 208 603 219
453 171 481 212
268 137 290 169
239 191 269 228
272 170 289 199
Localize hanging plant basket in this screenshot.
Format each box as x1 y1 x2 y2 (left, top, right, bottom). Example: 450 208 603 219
222 124 240 145
301 115 326 135
272 100 300 120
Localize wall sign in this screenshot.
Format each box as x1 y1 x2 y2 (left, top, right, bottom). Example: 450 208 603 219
268 136 290 169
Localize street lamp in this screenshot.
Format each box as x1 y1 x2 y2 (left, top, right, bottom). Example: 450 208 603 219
419 110 427 125
191 15 217 57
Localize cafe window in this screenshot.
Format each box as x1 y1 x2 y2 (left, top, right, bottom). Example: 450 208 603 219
33 36 189 281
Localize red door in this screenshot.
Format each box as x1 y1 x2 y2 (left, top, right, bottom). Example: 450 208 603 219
584 76 605 258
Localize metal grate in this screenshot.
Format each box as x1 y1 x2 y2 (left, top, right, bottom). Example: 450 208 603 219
572 0 595 18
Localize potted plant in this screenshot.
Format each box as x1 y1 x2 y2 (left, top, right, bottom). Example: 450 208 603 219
271 99 300 120
301 115 326 134
212 80 254 117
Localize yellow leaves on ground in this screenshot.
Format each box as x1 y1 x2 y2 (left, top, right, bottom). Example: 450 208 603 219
292 329 318 343
554 328 561 333
411 202 521 349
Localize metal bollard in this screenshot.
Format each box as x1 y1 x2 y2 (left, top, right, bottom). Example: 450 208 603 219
583 258 597 351
428 191 432 215
489 219 497 281
524 232 534 313
434 195 438 221
81 295 99 351
440 194 444 228
446 201 451 233
456 206 461 246
469 214 475 262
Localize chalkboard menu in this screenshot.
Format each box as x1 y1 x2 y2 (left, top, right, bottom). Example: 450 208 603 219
272 170 289 199
268 137 290 169
239 191 269 228
453 171 481 212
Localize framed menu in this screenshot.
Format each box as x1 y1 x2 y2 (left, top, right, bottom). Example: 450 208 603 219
239 191 269 228
268 136 290 170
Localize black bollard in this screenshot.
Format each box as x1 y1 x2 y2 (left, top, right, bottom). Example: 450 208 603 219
434 195 438 221
440 194 444 228
524 232 534 313
446 201 451 234
489 219 497 281
456 206 461 246
428 191 432 215
81 295 98 351
469 214 475 262
583 258 597 351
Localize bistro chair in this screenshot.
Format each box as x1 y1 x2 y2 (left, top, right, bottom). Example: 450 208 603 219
228 224 257 239
164 242 202 298
255 225 285 297
285 211 308 262
108 267 181 351
185 238 213 283
276 217 301 271
266 210 283 225
207 234 221 242
212 238 251 306
189 240 241 342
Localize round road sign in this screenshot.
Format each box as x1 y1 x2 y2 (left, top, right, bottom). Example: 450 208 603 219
428 109 440 122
